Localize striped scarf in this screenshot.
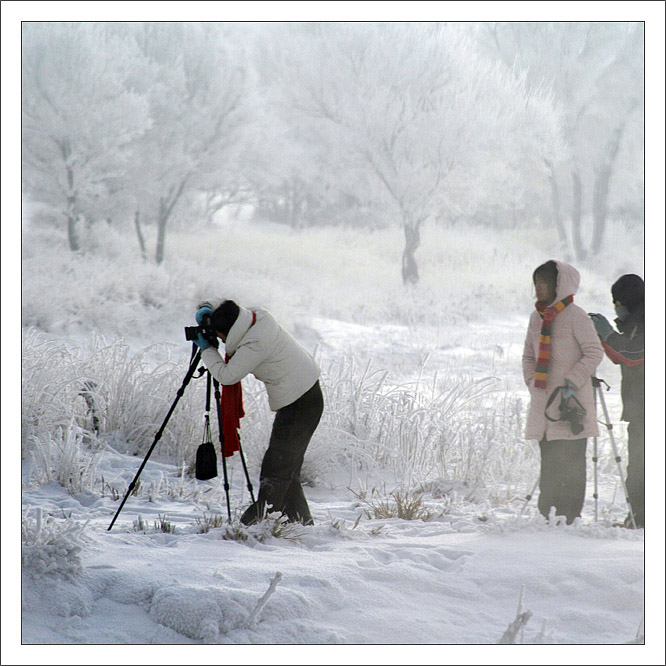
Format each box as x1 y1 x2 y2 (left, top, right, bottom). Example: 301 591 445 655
534 295 574 389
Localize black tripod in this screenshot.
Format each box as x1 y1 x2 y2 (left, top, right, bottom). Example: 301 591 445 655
108 345 255 531
591 376 636 529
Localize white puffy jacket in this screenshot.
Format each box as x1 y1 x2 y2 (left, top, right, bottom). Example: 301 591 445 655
200 302 320 411
522 261 604 441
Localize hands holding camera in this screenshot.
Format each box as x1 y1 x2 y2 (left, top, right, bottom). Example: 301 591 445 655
193 306 213 349
185 305 220 350
196 305 213 325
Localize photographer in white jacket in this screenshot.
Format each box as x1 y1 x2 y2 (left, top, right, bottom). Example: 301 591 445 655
194 299 322 526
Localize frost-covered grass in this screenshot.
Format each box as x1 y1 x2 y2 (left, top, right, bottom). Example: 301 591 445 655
309 354 534 496
22 328 537 503
22 330 207 465
21 508 87 581
26 421 99 494
21 326 629 520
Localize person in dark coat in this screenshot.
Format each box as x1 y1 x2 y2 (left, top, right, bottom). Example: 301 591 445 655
589 274 645 528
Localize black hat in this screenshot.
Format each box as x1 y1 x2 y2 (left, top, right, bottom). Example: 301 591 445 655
611 274 644 312
211 300 240 337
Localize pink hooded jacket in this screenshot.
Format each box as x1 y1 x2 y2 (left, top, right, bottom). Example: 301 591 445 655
522 261 604 441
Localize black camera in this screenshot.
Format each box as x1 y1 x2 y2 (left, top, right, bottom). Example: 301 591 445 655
545 387 587 435
560 395 586 435
184 312 218 347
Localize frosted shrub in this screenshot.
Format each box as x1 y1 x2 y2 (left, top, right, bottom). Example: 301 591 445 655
28 421 99 494
21 225 188 338
64 337 204 461
22 508 87 580
148 583 260 643
308 354 534 494
21 330 206 466
194 512 227 533
22 328 536 501
21 329 82 457
353 487 433 521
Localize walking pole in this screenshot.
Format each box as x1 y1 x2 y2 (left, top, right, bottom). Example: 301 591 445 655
592 377 637 529
520 476 540 515
108 346 202 531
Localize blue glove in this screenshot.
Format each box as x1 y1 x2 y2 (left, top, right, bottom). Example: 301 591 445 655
194 332 211 350
561 380 577 399
588 313 613 340
196 305 213 326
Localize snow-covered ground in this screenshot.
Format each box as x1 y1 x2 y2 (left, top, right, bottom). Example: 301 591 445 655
15 315 652 657
10 215 662 663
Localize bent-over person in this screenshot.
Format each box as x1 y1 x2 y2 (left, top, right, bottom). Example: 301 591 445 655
193 299 322 526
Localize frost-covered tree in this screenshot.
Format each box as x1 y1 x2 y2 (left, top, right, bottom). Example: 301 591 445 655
479 22 644 259
21 23 150 252
267 22 560 284
123 22 252 264
229 24 348 230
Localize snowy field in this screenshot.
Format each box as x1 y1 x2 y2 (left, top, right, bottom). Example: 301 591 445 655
11 215 662 664
7 11 665 664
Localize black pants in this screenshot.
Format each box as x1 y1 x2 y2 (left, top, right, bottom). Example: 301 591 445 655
625 420 644 528
538 438 587 525
240 381 323 526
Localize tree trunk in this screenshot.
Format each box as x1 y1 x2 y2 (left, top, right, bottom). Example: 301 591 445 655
134 210 147 261
155 200 168 265
591 167 611 256
545 160 568 256
402 221 421 285
66 213 81 252
570 169 586 261
60 141 81 252
154 179 187 265
591 124 624 255
65 164 81 252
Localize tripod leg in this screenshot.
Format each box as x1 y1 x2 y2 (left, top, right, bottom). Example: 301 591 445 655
595 383 637 529
212 379 233 521
592 388 599 522
108 347 202 531
236 435 256 504
592 436 599 522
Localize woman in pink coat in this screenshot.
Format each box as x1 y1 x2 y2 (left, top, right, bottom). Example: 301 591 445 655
522 260 604 524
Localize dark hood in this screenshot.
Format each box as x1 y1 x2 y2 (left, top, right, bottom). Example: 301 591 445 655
611 274 644 313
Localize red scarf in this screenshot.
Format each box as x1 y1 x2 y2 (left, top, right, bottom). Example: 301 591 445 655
534 295 574 389
220 312 256 457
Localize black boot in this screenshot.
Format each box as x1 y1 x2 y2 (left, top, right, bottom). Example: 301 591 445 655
239 501 265 526
281 477 314 525
240 477 291 526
